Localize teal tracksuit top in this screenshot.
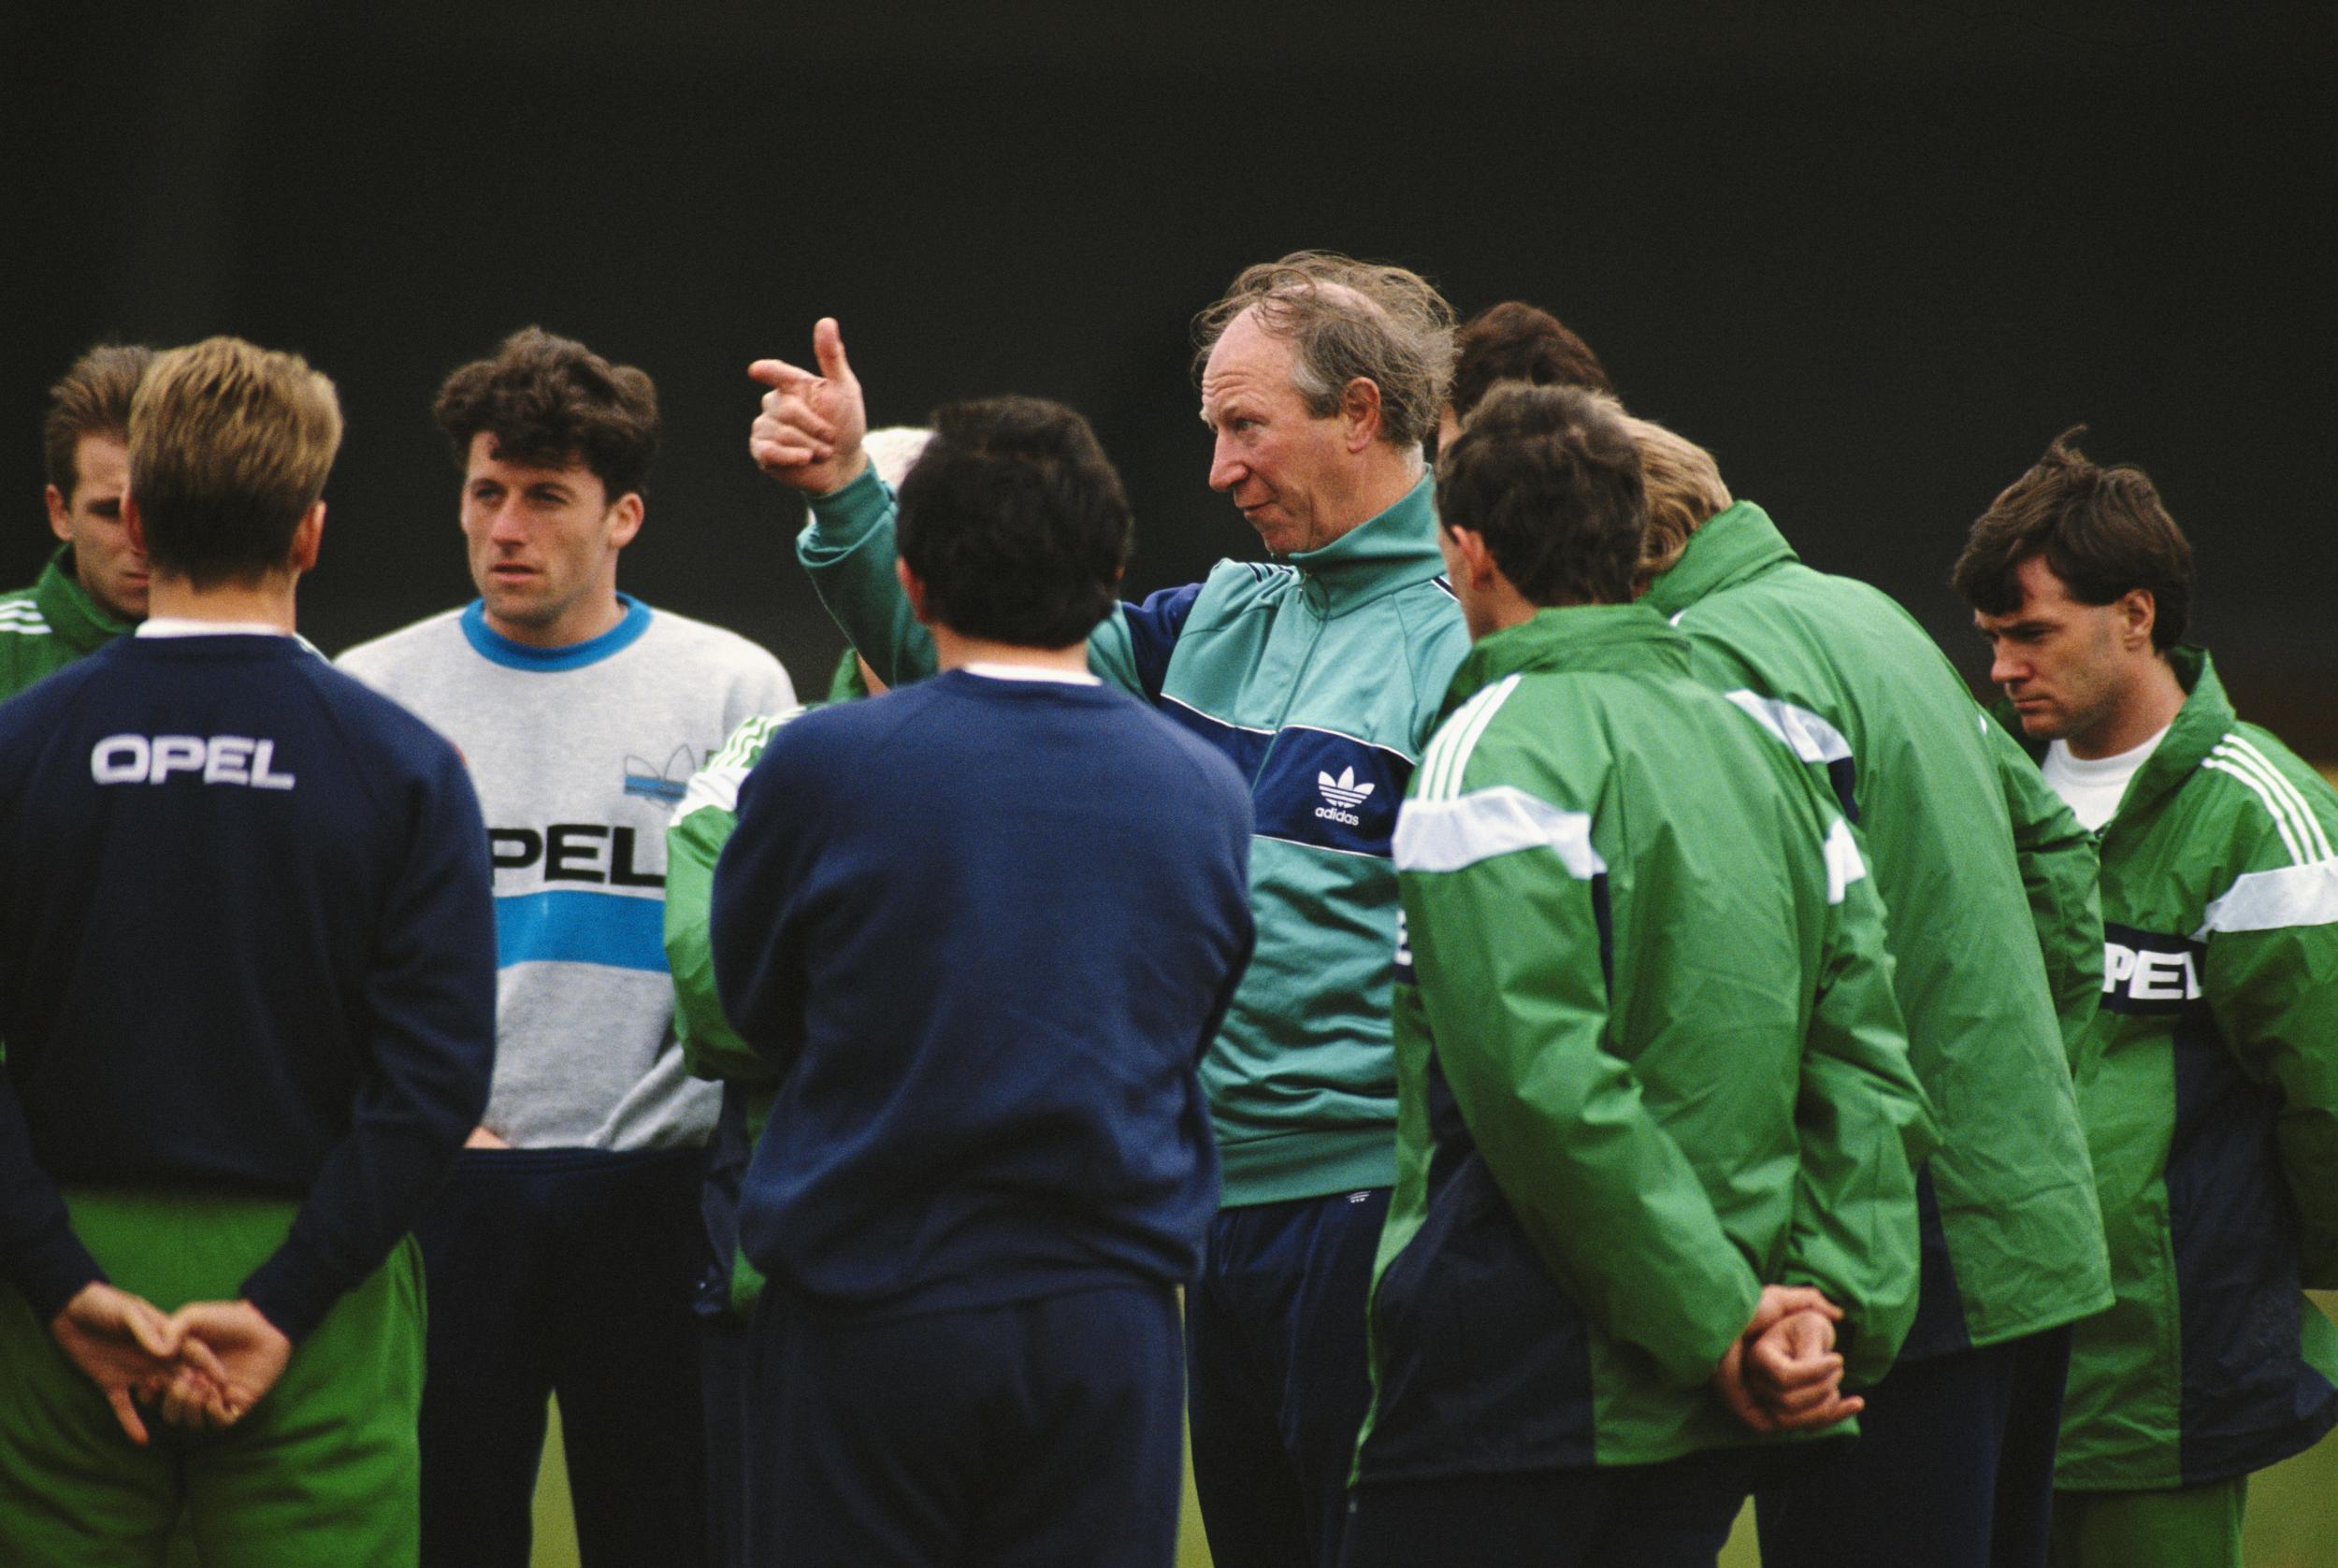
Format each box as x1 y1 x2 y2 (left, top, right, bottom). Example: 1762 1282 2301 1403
800 468 1470 1205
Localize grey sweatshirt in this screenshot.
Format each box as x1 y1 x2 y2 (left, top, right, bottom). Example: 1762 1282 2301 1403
339 596 792 1149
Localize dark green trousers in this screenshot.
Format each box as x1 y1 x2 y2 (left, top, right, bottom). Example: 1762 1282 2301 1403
0 1188 426 1568
2048 1476 2247 1568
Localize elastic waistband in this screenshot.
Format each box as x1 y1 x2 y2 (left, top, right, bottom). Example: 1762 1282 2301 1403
1215 1125 1396 1209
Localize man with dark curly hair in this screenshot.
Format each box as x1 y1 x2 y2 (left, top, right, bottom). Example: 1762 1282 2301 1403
341 328 792 1568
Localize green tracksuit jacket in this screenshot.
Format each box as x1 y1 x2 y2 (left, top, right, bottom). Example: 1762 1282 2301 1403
665 655 867 1317
800 468 1470 1205
0 546 134 700
1998 650 2338 1490
666 710 799 1317
1354 606 1939 1478
1644 503 2110 1360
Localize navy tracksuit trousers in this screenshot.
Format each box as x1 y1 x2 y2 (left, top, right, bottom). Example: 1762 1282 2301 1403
744 1281 1186 1568
1756 1324 2075 1568
415 1146 713 1568
1184 1187 1392 1568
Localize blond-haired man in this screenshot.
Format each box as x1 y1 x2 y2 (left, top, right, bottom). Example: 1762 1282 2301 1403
0 337 498 1566
1609 408 2109 1568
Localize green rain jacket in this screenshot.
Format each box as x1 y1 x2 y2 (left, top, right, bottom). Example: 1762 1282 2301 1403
799 468 1470 1206
1997 650 2338 1489
0 546 135 700
1643 503 2109 1360
1354 606 1939 1479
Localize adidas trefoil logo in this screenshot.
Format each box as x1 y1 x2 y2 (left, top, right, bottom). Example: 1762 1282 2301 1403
1315 767 1375 827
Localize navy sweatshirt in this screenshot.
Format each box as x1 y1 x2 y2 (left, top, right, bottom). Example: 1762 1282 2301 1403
0 633 497 1341
711 669 1254 1317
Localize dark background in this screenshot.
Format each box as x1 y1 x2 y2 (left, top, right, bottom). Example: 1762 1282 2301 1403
7 2 2332 749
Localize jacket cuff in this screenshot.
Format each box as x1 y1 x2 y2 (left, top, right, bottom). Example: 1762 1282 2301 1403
801 466 892 551
17 1231 107 1328
240 1249 334 1345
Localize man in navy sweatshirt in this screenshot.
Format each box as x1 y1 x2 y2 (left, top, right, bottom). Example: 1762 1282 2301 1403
711 396 1257 1568
0 336 498 1567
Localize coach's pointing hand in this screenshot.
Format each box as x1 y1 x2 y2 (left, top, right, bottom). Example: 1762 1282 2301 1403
749 317 869 496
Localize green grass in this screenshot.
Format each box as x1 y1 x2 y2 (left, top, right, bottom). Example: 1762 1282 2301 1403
529 1298 2338 1567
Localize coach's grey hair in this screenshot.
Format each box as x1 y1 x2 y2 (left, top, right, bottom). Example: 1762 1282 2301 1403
1192 252 1456 452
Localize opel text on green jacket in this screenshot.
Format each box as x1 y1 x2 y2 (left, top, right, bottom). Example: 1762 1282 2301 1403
799 467 1470 1206
1643 501 2110 1360
1353 605 1939 1478
0 545 136 700
1999 648 2338 1490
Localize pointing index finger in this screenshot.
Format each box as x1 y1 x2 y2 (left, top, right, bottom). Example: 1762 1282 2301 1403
747 358 817 391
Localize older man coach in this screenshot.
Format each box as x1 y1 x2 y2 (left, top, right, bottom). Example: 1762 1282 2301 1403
747 252 1469 1568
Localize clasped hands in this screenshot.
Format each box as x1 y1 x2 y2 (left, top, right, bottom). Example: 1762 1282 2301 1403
1710 1283 1864 1435
49 1281 294 1446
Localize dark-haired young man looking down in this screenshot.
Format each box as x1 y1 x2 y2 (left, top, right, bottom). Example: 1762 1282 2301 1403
0 336 496 1565
340 328 790 1567
1345 384 1936 1568
1958 431 2338 1568
711 396 1255 1568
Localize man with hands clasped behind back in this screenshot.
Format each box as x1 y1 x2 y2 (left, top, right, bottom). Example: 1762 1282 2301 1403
0 336 497 1568
1342 383 1937 1568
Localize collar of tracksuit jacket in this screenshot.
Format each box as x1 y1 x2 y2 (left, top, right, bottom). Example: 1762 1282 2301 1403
1277 472 1446 612
1992 645 2225 832
1638 500 1797 619
1438 601 1692 726
33 545 136 655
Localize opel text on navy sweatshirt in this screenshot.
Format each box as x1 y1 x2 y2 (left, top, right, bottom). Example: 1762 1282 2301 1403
710 668 1255 1317
0 632 498 1342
